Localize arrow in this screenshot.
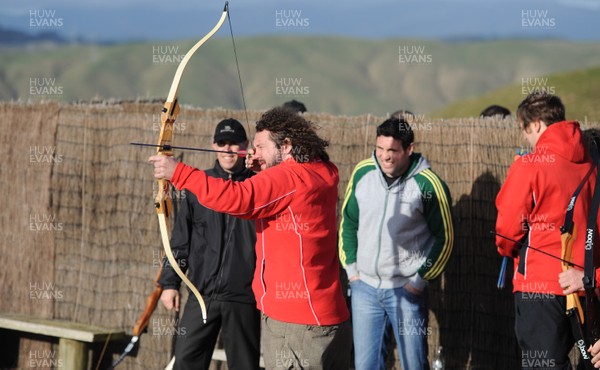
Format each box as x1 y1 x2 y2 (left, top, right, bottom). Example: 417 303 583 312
491 231 584 269
131 142 247 156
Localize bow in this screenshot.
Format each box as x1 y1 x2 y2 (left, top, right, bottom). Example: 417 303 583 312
155 2 231 326
560 147 599 368
561 221 592 366
583 139 600 352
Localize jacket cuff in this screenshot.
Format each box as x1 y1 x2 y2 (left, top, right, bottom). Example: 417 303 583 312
157 279 181 290
345 263 359 280
408 273 429 291
159 283 181 291
171 162 186 190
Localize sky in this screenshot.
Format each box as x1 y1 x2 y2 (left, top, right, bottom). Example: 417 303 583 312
1 0 599 43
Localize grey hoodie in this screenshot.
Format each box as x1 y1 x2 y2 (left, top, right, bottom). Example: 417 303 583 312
339 152 454 290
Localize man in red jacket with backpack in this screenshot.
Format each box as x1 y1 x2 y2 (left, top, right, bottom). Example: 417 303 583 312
496 92 600 368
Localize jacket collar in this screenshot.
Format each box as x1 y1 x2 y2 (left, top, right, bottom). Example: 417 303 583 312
212 159 253 181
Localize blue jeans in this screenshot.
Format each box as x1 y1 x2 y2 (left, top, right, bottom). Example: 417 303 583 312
350 279 430 370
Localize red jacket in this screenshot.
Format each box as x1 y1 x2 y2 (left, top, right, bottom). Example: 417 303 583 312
171 158 350 325
496 120 600 294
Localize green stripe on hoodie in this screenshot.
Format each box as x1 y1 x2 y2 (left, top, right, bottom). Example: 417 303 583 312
339 158 375 272
415 169 454 280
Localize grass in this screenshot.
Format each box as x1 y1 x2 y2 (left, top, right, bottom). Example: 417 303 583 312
2 37 600 117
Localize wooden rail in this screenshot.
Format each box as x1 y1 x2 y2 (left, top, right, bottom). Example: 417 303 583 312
0 312 125 370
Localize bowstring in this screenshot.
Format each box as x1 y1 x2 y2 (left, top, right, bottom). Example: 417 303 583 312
226 5 252 141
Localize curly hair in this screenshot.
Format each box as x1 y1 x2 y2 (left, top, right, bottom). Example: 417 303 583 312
255 107 329 162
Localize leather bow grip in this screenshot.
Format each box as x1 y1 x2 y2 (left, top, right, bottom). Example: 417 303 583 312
155 98 178 215
561 229 585 323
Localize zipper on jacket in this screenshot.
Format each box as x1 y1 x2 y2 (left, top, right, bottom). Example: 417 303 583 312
212 172 234 300
375 189 390 288
213 214 233 299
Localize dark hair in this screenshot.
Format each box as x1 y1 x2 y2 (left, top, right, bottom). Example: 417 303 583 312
517 92 566 129
480 105 511 118
390 109 415 122
255 107 329 162
282 99 307 114
376 117 414 149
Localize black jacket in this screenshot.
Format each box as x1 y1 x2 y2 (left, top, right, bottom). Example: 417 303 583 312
158 160 257 304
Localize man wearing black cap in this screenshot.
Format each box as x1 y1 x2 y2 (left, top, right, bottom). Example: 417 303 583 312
158 118 260 370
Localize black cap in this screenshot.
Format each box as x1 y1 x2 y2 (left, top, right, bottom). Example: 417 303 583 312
213 118 247 143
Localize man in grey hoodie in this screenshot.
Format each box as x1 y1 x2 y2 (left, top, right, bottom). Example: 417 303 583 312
339 117 454 370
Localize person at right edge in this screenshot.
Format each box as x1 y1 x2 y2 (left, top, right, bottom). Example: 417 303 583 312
495 92 600 369
339 117 454 370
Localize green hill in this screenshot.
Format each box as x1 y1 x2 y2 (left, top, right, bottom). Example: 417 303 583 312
2 36 600 116
432 66 600 122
